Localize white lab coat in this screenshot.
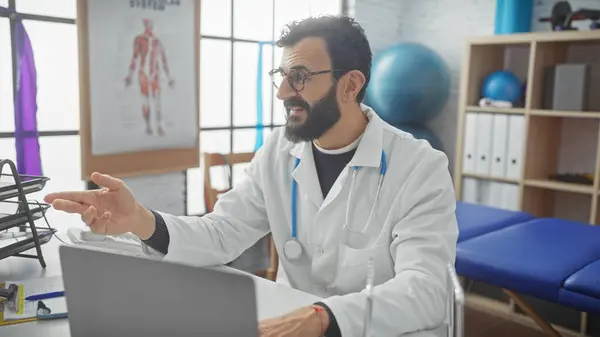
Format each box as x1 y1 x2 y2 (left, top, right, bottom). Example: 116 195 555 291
143 104 458 337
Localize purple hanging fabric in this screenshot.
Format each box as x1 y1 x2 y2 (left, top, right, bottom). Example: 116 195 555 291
2 7 43 176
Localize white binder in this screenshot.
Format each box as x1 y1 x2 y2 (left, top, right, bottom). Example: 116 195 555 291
487 182 505 208
461 177 479 204
474 114 494 176
479 181 493 206
502 183 520 211
491 114 509 178
506 115 526 180
462 113 477 174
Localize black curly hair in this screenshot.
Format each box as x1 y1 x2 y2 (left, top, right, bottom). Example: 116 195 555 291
275 15 372 103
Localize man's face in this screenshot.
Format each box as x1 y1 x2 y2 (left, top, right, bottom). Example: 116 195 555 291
275 37 341 143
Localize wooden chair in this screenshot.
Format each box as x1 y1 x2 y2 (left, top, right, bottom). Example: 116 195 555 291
203 152 279 281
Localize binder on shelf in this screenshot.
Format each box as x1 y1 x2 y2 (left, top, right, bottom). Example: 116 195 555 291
474 114 494 176
487 182 505 208
461 177 479 204
502 183 520 211
491 114 509 178
477 181 520 211
506 115 526 180
479 181 493 206
0 159 54 269
462 113 477 174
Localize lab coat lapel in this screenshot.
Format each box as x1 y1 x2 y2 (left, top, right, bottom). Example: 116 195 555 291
290 142 324 208
321 105 384 210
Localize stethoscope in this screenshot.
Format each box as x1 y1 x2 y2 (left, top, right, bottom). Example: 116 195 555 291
283 150 388 260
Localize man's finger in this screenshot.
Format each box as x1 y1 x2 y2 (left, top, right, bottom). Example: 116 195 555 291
91 172 124 191
51 199 89 214
81 205 99 227
89 213 113 235
89 222 106 235
44 191 95 205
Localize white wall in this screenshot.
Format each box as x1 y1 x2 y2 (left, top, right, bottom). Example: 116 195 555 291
350 0 600 174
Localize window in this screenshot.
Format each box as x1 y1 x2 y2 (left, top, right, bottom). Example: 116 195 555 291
186 130 231 215
0 18 13 132
200 39 231 128
232 41 273 127
0 137 16 163
233 128 273 153
28 135 85 228
15 0 76 19
23 20 79 131
200 0 231 38
1 0 342 218
233 0 273 41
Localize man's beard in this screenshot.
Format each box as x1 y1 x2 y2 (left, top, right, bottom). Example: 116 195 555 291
283 86 341 143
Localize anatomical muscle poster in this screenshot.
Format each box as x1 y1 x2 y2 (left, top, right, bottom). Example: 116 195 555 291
84 0 198 156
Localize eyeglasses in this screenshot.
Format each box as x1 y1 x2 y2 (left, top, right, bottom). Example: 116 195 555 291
268 68 347 92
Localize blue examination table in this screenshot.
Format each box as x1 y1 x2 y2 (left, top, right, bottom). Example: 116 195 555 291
454 202 600 336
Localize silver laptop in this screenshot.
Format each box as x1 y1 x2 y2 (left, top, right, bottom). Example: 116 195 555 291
59 245 259 337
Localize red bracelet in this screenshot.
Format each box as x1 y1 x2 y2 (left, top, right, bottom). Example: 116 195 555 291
312 305 326 336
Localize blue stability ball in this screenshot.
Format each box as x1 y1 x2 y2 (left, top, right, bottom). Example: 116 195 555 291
366 42 451 125
481 70 522 104
397 124 444 152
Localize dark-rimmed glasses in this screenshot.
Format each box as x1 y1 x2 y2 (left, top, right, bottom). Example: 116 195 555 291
268 68 347 92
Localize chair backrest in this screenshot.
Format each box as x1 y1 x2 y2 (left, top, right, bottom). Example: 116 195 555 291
203 152 255 212
203 152 279 281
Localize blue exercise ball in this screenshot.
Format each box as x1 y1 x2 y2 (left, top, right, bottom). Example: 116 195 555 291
366 42 451 125
481 70 522 104
396 124 444 152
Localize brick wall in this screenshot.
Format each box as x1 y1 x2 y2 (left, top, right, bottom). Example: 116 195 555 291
350 0 599 175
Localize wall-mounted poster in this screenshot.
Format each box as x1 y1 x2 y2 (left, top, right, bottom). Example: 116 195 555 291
77 0 200 179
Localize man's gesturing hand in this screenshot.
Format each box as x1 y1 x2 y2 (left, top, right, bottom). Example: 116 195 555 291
43 172 156 239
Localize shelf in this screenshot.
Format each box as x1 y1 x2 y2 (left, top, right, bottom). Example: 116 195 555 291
0 229 54 261
456 30 600 337
464 44 530 107
465 106 526 114
468 30 600 45
0 174 49 201
529 39 600 112
0 159 52 268
523 179 594 194
0 201 51 232
530 110 600 118
462 173 520 184
522 185 593 223
524 116 599 190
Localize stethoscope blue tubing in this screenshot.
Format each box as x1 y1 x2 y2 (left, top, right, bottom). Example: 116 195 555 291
290 150 387 239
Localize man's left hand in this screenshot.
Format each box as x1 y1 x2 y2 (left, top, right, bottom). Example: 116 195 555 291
259 305 329 337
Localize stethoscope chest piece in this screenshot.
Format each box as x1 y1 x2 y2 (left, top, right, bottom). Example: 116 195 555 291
283 239 302 260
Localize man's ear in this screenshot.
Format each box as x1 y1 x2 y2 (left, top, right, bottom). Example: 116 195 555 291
342 70 366 102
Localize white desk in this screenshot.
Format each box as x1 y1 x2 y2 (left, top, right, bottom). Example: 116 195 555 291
0 223 319 337
0 214 450 337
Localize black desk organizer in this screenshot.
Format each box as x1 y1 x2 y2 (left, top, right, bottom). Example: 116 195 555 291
0 158 54 268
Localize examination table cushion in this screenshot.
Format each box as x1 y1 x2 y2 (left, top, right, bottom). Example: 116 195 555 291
559 259 600 313
455 202 533 242
456 218 600 302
